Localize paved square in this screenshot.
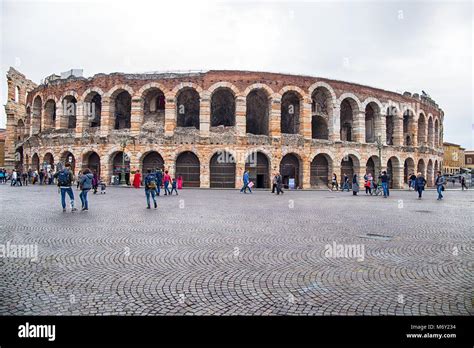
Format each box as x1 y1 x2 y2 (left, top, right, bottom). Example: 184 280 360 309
0 185 472 315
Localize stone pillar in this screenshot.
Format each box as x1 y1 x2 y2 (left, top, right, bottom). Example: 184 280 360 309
353 111 365 143
332 164 341 186
235 152 245 189
329 105 340 142
269 97 281 138
200 157 210 188
55 103 63 130
164 95 176 137
410 117 417 147
100 159 110 184
199 92 211 137
130 98 142 136
235 96 246 136
75 101 86 137
393 164 404 189
100 97 112 137
393 115 403 146
375 114 387 145
301 156 311 189
301 98 312 139
4 113 17 169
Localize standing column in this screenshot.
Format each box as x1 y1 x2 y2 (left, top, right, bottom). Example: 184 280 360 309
164 94 176 137
375 114 387 145
410 116 418 147
393 164 404 189
353 111 365 143
75 101 86 136
301 156 311 189
55 102 63 130
200 155 210 188
393 115 403 146
269 97 281 138
130 98 143 136
235 154 245 190
199 92 211 137
301 98 312 139
100 97 112 137
235 96 246 136
329 104 340 142
4 113 17 169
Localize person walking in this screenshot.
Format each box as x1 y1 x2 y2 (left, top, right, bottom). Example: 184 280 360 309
163 170 171 195
92 170 99 194
11 169 17 186
144 169 158 209
380 171 389 198
276 172 284 195
170 178 178 195
364 173 373 195
352 173 359 196
0 169 5 184
177 175 183 190
79 168 94 211
435 171 446 200
408 173 416 191
240 170 252 194
155 168 163 196
39 169 44 185
54 162 77 212
342 174 349 192
331 173 338 191
271 172 278 193
414 172 426 199
76 171 83 190
461 176 468 191
133 169 141 189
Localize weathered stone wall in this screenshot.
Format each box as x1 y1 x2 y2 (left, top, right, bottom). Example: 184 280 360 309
5 68 444 188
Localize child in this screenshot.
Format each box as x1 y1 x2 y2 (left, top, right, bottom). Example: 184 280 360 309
100 180 107 194
170 178 178 195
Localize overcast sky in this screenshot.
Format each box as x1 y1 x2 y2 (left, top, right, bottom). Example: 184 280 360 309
1 0 472 148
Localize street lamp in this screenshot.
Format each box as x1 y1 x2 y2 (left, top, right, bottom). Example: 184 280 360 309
376 133 383 176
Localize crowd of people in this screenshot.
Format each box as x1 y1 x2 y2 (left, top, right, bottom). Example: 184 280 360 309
0 164 458 212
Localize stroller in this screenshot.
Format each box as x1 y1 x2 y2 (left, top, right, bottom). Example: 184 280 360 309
99 180 107 194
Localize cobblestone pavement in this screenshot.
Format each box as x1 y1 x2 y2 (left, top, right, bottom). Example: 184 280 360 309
0 184 472 316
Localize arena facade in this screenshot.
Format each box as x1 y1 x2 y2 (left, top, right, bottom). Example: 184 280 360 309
4 67 444 189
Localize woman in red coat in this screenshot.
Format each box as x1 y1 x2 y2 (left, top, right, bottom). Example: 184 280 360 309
132 170 141 188
177 175 183 189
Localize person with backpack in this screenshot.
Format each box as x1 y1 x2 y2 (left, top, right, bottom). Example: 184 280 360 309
155 168 163 196
144 169 158 209
54 162 77 212
435 171 446 200
414 172 426 199
79 168 94 211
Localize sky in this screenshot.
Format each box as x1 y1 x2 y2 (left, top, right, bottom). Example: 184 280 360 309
1 0 472 149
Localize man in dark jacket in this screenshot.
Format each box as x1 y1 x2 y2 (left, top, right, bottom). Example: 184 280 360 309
380 171 389 198
144 170 158 209
414 172 426 199
79 168 94 211
435 171 446 200
276 172 284 195
155 168 163 196
54 163 77 212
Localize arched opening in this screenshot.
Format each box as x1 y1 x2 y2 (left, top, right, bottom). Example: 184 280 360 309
281 91 300 134
340 155 360 186
142 88 165 126
141 151 165 176
366 156 379 177
31 153 40 172
32 96 42 134
434 160 439 183
246 89 269 135
404 158 415 185
417 114 426 146
427 117 434 147
111 151 130 185
210 151 236 188
280 153 301 189
386 157 400 189
60 151 76 173
44 100 56 130
43 153 55 171
340 98 357 142
386 107 397 145
84 92 102 128
403 110 414 145
114 91 131 129
176 87 200 129
311 87 332 140
245 151 270 188
365 103 379 143
310 154 332 188
211 88 235 127
15 86 20 103
16 119 25 142
14 147 24 170
427 159 434 186
83 151 101 177
176 151 201 187
417 159 426 177
434 119 439 147
62 96 77 129
25 107 31 136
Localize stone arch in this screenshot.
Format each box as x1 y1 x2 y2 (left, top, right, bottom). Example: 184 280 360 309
402 108 416 145
59 150 76 173
339 96 360 142
208 81 240 96
61 92 78 129
417 158 426 177
210 150 236 188
140 86 166 127
385 105 399 145
32 95 42 134
245 151 270 188
176 87 200 129
246 87 271 135
211 87 236 127
311 85 334 140
427 115 434 147
43 99 57 130
310 153 333 188
417 112 427 146
31 153 40 171
404 157 415 184
16 119 25 142
365 155 380 177
308 81 337 104
109 150 132 185
140 151 165 176
175 151 201 187
43 152 55 171
171 82 204 98
364 101 381 143
82 89 103 128
340 153 361 186
280 153 302 189
386 156 401 189
434 118 440 147
427 159 434 186
82 150 101 177
281 89 302 134
243 83 274 98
